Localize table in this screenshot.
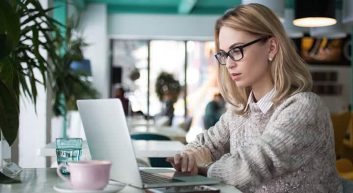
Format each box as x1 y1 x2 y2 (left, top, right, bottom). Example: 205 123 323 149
133 140 184 157
0 168 243 193
131 126 187 143
127 116 187 142
127 116 155 127
39 140 185 158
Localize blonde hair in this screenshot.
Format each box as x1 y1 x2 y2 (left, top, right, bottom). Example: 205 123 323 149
215 3 312 114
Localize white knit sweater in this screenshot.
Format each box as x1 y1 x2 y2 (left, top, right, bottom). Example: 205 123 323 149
187 92 342 193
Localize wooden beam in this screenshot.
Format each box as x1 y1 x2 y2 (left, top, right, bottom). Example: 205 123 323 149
178 0 197 14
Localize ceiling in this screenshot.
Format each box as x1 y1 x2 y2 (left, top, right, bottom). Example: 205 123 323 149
82 0 299 15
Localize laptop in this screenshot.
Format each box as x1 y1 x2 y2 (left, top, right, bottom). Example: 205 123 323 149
76 99 220 188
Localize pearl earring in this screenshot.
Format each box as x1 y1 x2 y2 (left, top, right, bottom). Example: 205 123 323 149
269 57 273 61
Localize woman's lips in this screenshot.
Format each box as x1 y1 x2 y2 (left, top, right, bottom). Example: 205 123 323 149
231 73 241 80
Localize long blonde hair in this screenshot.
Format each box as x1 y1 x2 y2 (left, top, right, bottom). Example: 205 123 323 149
215 3 312 114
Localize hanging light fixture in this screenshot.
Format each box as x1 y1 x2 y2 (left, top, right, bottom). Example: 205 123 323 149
293 0 336 27
242 0 284 22
283 9 305 38
310 10 346 38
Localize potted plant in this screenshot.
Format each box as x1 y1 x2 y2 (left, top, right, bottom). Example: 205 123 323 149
155 72 181 103
0 0 63 146
51 18 99 137
0 0 64 182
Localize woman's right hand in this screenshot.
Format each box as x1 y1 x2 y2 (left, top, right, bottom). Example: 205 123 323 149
166 147 213 175
166 151 198 175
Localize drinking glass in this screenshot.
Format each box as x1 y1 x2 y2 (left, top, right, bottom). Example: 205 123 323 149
56 138 82 175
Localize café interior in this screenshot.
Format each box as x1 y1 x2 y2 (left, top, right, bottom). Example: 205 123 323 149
1 0 353 192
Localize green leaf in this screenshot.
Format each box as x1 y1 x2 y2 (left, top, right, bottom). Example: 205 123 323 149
0 57 14 87
0 65 19 146
0 0 66 146
0 0 20 59
31 26 47 86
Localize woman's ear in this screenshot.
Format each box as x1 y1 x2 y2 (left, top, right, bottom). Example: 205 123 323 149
268 37 278 60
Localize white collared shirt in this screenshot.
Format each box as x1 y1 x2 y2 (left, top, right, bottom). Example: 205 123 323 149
246 88 276 114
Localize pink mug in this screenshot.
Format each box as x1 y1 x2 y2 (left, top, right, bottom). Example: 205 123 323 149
57 160 112 190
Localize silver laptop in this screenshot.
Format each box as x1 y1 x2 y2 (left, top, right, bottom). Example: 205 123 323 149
76 99 220 188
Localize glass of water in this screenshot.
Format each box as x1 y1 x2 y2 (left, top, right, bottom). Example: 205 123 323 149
56 138 82 175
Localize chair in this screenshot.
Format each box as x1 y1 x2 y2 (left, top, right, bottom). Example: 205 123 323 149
344 113 353 148
131 133 172 167
331 112 351 158
336 158 353 181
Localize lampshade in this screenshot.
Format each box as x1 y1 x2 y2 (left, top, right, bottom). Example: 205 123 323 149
283 9 304 38
70 59 92 76
342 0 353 24
242 0 284 22
293 0 336 27
310 10 346 38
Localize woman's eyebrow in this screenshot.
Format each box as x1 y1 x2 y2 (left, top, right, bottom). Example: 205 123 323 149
229 42 243 50
220 42 242 52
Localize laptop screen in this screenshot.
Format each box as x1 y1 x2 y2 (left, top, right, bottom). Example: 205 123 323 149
77 99 144 187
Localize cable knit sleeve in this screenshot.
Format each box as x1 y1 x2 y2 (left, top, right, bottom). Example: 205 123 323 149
207 93 332 190
185 110 242 160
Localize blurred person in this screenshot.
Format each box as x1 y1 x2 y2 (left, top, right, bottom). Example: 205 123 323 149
167 3 342 193
203 93 225 129
114 87 130 116
159 92 175 126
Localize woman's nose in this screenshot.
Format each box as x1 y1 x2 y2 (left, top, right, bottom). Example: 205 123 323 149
226 58 237 69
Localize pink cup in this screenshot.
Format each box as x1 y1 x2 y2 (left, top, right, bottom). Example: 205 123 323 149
57 160 112 190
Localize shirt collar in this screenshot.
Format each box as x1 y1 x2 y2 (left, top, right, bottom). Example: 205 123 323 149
246 88 276 114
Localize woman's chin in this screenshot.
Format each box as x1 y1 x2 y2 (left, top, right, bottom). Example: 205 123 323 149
234 81 248 88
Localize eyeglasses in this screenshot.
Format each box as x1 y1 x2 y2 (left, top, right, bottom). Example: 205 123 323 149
215 36 269 65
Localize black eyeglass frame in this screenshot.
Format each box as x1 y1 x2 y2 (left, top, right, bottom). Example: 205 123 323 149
215 36 270 65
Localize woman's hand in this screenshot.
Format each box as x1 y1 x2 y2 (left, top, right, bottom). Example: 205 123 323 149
166 152 198 175
166 147 213 175
186 147 213 167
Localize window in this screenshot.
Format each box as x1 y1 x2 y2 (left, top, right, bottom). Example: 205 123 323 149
110 39 218 131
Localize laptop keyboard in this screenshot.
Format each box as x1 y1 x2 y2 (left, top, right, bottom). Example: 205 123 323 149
140 171 182 184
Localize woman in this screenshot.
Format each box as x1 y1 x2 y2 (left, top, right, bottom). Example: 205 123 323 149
167 3 342 193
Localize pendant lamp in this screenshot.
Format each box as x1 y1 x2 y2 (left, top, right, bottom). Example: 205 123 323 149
310 10 346 39
293 0 336 27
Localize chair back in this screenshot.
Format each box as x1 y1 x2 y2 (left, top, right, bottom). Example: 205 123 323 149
344 113 353 148
331 112 351 158
131 133 170 141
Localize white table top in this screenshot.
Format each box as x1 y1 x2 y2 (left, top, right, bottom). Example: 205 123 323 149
133 140 184 157
0 168 243 193
39 140 185 158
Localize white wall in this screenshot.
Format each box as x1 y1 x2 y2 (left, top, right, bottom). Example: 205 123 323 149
108 13 219 40
80 4 109 98
19 86 47 168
